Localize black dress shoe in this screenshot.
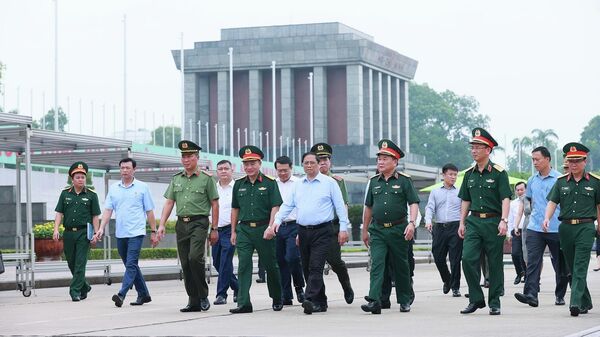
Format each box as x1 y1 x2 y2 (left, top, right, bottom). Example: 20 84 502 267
295 287 305 303
580 308 589 314
400 304 411 312
130 295 152 306
312 304 327 313
343 287 354 304
464 293 469 298
452 289 461 297
489 307 501 315
213 296 227 305
555 297 565 306
229 305 253 314
514 275 523 285
180 305 203 312
200 298 210 311
483 280 490 288
570 306 580 317
514 293 538 307
272 300 283 311
71 296 81 302
460 301 486 314
112 294 124 307
361 301 382 314
256 278 266 283
443 281 451 294
381 300 391 309
233 291 238 303
80 285 91 300
282 299 293 305
302 300 314 315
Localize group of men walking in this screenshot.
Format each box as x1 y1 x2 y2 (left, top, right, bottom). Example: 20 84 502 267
52 126 600 318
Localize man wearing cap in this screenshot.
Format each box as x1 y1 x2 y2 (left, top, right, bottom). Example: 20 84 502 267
543 142 600 316
361 139 420 314
157 140 219 312
53 161 101 301
230 145 283 314
310 142 354 304
458 128 512 316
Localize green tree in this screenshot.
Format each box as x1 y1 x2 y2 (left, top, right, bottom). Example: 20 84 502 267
409 83 489 169
580 115 600 171
150 125 181 147
509 136 532 173
32 107 68 131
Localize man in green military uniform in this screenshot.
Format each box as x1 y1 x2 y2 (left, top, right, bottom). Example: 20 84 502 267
458 128 512 315
157 140 219 312
544 142 600 316
361 139 420 314
53 161 101 301
230 145 284 314
310 142 354 304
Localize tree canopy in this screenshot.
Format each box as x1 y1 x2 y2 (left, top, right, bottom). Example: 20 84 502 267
580 115 600 171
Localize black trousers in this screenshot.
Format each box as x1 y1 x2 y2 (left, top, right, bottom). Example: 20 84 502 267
432 222 463 291
523 229 569 299
327 221 352 291
299 224 333 306
510 230 526 277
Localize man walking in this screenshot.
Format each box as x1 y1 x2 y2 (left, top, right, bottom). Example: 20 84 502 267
425 163 463 297
96 158 156 307
507 182 527 285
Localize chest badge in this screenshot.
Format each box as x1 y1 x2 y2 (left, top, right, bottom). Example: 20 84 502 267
585 186 594 191
486 179 495 183
81 197 89 201
258 187 267 191
374 186 381 189
392 185 400 189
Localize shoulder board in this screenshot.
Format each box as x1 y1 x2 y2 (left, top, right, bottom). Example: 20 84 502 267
200 170 212 177
236 176 247 181
590 172 600 180
398 171 411 178
86 187 97 194
493 164 505 172
332 175 343 182
173 170 184 177
557 173 569 179
62 185 71 191
369 173 381 180
263 175 275 181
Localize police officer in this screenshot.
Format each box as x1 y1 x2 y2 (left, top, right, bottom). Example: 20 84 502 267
361 139 420 314
458 128 512 316
544 142 600 317
230 145 283 314
157 140 219 312
310 142 354 304
53 161 101 301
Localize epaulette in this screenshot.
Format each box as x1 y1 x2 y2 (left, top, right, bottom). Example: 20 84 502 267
332 175 344 182
466 164 476 172
399 171 411 178
264 174 275 181
86 187 97 194
201 170 213 177
557 173 569 179
173 170 184 177
236 175 247 181
590 172 600 180
62 185 71 190
369 173 381 180
493 164 505 172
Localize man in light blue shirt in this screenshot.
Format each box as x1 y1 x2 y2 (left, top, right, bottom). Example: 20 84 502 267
96 158 156 307
514 146 569 307
274 152 349 314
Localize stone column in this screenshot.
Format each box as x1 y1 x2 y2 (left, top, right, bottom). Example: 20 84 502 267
395 77 400 147
346 64 364 145
248 69 262 144
184 73 197 140
399 80 410 152
377 71 383 141
217 71 229 154
281 68 294 144
387 75 392 139
197 75 210 149
313 66 327 142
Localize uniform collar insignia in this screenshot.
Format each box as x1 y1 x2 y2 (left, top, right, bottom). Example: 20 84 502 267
487 164 492 172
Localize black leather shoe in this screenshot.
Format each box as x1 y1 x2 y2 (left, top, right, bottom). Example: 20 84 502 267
180 305 202 312
80 285 91 300
489 307 501 315
443 281 451 294
312 303 327 313
343 287 354 304
200 298 210 311
233 291 238 303
570 306 580 317
361 301 381 314
272 300 283 311
229 305 253 314
555 297 565 306
452 289 461 297
302 300 314 315
580 308 589 314
112 294 124 307
514 293 538 307
400 304 411 312
256 278 266 283
483 280 490 288
381 300 391 309
514 274 523 285
71 296 81 302
130 295 152 306
295 287 305 303
213 296 227 305
282 299 293 305
460 301 486 314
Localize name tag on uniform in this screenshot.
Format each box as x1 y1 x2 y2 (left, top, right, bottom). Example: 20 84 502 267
374 186 381 189
585 186 594 191
258 187 267 191
65 197 72 201
239 188 247 192
561 186 570 192
392 185 400 189
486 179 495 183
469 179 474 183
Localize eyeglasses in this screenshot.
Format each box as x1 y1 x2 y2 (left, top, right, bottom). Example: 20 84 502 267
302 161 317 166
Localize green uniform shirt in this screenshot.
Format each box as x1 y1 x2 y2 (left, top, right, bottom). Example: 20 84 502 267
164 168 219 216
232 172 283 222
55 186 101 227
547 171 600 220
364 171 420 223
328 172 349 205
458 161 512 213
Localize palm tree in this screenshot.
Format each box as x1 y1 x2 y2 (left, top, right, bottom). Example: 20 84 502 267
531 128 559 149
512 137 532 172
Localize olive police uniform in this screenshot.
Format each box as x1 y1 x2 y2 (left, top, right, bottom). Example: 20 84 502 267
363 140 420 311
547 142 600 315
458 128 512 312
231 146 283 312
311 142 354 304
54 161 101 300
164 140 219 310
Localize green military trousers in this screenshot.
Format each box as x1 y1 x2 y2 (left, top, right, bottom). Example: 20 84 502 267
63 229 91 298
236 224 282 307
368 222 412 305
559 222 595 310
462 216 504 308
176 217 209 304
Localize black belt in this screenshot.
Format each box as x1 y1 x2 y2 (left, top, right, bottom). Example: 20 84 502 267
65 226 86 231
240 220 269 228
563 218 595 225
470 211 500 219
436 221 460 228
282 220 297 226
299 221 333 230
375 217 407 228
217 224 231 231
178 215 208 223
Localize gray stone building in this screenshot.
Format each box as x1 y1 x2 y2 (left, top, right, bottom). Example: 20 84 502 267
172 22 418 162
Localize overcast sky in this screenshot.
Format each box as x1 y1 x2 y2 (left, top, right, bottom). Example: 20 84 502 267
1 0 599 164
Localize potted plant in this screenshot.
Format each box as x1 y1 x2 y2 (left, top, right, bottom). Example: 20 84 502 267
33 222 64 261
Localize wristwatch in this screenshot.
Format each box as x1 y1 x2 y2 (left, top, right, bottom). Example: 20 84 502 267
501 218 508 223
408 221 415 226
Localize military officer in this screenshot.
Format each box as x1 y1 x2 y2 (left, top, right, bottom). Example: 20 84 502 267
230 145 284 314
544 142 600 316
53 161 101 301
458 128 512 316
310 142 354 304
157 140 219 312
361 139 420 314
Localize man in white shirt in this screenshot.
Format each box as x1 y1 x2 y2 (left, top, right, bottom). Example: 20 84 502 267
212 160 239 305
274 156 305 305
507 182 527 285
